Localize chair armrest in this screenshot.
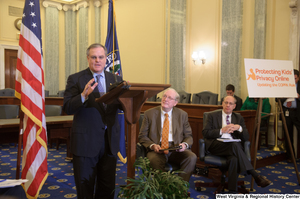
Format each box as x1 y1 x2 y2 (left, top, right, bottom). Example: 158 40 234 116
199 139 206 161
244 141 251 162
136 143 147 158
199 139 251 162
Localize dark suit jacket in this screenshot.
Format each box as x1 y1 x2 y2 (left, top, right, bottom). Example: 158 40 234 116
63 68 122 157
280 82 300 119
202 109 249 151
221 95 243 111
138 106 193 149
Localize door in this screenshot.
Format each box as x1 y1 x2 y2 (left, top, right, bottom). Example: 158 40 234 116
5 49 18 89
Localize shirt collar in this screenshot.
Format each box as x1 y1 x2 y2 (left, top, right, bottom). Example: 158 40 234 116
222 110 232 117
161 107 173 116
91 69 105 78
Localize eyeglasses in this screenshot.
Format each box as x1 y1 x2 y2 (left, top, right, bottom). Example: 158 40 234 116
224 101 235 106
162 95 175 101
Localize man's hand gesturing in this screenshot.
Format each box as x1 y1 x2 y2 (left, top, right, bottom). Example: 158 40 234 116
81 78 98 100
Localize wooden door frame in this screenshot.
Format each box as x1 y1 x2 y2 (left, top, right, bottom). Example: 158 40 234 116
0 44 18 89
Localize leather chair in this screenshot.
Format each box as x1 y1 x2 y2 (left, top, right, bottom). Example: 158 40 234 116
45 90 49 97
0 105 19 119
45 105 62 117
0 104 20 146
147 95 157 102
45 105 66 150
258 116 270 149
178 90 191 103
192 91 218 105
0 88 15 96
136 113 180 172
57 90 65 97
195 110 250 194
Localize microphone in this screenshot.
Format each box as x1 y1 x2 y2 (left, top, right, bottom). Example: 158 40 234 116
108 72 123 91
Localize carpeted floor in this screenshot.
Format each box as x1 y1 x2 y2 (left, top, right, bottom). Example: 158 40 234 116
0 143 299 199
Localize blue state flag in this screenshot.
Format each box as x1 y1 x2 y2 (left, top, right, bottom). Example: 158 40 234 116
105 0 122 77
104 0 126 164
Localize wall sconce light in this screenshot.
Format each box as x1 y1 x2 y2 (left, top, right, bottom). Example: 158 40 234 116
192 51 206 64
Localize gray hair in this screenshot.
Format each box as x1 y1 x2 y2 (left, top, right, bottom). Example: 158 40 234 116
163 88 180 102
86 43 108 56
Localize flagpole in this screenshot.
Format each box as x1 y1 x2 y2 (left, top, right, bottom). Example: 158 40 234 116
16 110 24 179
112 0 115 73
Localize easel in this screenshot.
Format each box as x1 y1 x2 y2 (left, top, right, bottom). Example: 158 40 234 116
250 98 300 190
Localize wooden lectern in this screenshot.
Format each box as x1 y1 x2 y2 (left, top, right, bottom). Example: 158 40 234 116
96 82 171 180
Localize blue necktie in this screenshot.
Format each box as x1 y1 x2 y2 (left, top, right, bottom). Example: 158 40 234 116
96 75 106 109
96 75 105 96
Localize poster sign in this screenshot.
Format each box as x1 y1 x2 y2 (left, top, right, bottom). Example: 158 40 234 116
244 58 297 98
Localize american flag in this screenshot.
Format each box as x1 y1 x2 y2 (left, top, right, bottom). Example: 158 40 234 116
15 0 48 198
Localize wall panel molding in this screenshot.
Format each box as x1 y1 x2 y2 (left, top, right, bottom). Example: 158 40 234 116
63 4 76 12
45 6 59 95
253 0 266 59
220 0 243 98
42 1 62 10
78 7 89 71
166 0 186 91
76 1 89 10
289 0 300 69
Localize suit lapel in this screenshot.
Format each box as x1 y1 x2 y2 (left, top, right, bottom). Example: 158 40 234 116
155 107 161 140
230 113 239 139
83 68 105 113
172 107 179 139
231 113 237 124
82 69 99 98
105 71 115 91
103 71 116 110
217 111 222 128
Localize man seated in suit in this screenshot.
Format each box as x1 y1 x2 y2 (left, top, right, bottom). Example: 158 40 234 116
202 96 272 193
221 84 243 111
138 88 197 182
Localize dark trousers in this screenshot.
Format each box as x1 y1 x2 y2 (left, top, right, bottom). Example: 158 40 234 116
208 141 253 191
0 185 26 199
283 107 300 159
73 131 117 199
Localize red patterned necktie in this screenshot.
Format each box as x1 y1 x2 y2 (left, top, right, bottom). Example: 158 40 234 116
287 101 292 108
161 113 169 154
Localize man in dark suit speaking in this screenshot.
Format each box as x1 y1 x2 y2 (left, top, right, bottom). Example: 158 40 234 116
202 96 272 193
63 43 122 199
138 88 197 182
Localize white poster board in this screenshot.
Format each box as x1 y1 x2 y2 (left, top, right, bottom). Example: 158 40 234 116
244 58 297 98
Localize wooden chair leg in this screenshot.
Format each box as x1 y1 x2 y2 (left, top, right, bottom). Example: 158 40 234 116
56 139 59 150
265 130 268 147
